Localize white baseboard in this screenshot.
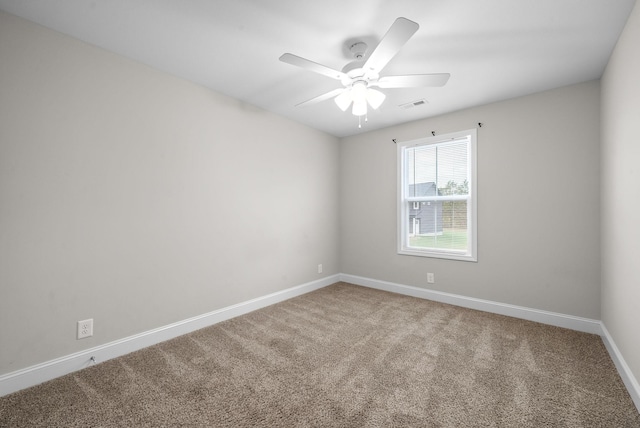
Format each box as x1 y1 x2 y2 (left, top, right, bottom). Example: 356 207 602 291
340 273 640 413
340 274 602 334
0 274 339 397
600 323 640 412
3 272 639 415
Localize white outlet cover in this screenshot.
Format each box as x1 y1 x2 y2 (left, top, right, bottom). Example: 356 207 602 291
77 319 93 339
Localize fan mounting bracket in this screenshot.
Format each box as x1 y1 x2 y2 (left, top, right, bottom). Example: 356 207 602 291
348 42 368 60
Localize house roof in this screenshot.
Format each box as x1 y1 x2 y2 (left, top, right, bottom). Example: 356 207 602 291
408 182 437 197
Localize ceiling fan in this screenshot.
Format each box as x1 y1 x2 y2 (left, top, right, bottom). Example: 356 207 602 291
279 17 450 126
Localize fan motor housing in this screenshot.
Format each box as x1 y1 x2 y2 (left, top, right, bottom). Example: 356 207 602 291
342 62 378 86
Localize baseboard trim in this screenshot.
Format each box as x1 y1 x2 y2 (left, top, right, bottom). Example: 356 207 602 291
600 323 640 412
4 272 638 415
339 274 602 335
0 274 339 397
340 274 640 413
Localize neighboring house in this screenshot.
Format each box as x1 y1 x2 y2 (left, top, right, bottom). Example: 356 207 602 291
408 182 443 236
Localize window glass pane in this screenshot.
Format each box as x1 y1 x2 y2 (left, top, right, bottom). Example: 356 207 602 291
406 140 469 198
398 129 476 261
407 200 468 251
406 145 436 197
436 140 469 195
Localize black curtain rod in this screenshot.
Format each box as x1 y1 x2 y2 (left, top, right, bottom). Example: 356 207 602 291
392 123 483 143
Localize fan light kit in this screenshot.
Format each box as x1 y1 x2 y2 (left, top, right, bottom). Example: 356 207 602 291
280 17 450 128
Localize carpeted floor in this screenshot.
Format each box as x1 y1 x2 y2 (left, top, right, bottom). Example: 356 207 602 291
1 282 638 427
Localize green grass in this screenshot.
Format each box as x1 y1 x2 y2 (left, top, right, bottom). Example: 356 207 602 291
409 228 467 250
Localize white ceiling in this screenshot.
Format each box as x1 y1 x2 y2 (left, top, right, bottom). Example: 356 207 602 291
0 0 635 137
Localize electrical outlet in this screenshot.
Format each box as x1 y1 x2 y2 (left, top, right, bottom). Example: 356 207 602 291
427 273 435 284
77 319 93 339
318 264 323 274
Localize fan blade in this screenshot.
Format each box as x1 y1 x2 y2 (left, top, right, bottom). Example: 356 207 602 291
363 17 419 75
280 53 347 81
377 74 450 88
295 88 346 107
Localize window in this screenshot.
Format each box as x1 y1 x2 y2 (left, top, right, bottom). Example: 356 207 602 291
397 129 477 261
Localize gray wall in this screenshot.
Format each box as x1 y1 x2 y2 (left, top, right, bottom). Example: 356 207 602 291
340 80 601 319
2 4 637 391
601 0 640 390
0 12 340 375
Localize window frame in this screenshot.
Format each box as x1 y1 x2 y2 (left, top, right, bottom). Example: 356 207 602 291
397 129 477 262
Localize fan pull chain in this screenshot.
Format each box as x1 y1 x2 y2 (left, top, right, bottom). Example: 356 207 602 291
358 113 369 129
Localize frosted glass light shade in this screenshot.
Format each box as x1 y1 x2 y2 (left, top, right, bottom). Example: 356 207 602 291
334 89 352 111
366 88 386 109
351 82 368 116
352 99 367 116
352 81 367 103
334 81 386 117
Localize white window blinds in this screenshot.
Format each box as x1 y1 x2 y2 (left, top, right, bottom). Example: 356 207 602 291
398 130 477 261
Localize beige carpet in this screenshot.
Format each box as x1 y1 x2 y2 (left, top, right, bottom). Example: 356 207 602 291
1 282 638 427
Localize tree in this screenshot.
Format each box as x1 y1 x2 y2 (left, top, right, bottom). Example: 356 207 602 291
438 179 468 196
438 180 468 229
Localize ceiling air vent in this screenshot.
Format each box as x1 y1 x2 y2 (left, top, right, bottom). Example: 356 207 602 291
399 99 429 109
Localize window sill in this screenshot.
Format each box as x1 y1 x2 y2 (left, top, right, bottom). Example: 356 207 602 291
398 248 477 262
